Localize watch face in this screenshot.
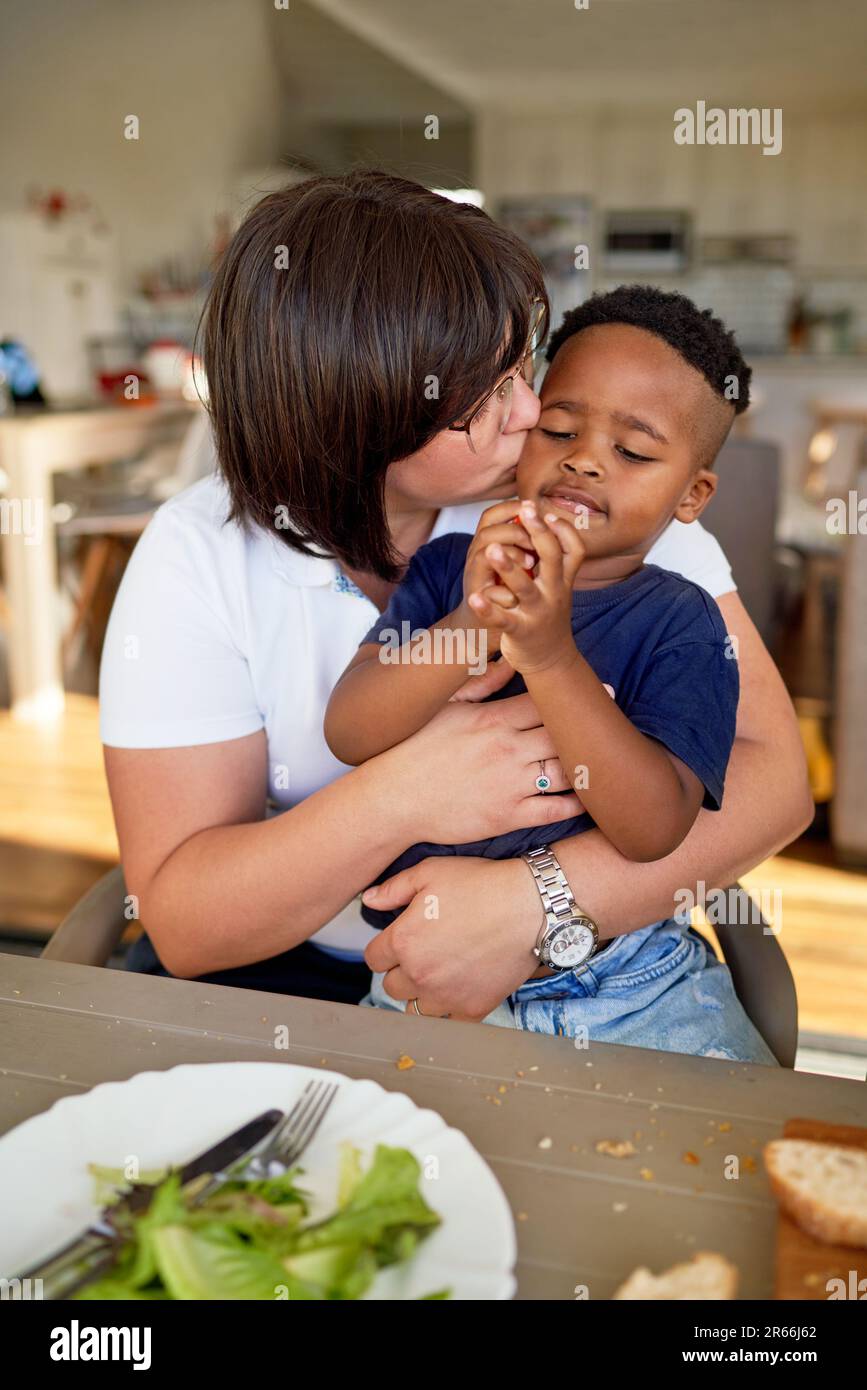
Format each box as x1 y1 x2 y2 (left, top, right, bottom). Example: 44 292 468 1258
547 919 595 969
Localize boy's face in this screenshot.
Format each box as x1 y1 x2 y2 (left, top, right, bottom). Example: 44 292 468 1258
516 323 729 569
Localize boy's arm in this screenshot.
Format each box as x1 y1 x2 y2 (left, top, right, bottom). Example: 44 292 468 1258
324 617 481 765
523 650 705 860
549 592 812 935
325 502 539 765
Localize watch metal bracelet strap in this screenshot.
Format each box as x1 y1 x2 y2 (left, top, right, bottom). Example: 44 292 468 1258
523 845 580 956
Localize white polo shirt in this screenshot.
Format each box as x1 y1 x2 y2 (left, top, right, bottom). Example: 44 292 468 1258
99 474 735 958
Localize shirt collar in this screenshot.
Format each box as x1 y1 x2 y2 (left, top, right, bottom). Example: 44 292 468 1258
266 527 338 587
266 501 485 587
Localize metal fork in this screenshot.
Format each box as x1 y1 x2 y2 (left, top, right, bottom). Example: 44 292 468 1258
191 1080 339 1204
45 1079 339 1300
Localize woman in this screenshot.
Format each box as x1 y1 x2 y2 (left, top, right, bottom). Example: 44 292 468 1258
100 170 811 1033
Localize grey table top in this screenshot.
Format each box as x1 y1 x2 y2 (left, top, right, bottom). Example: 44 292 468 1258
1 952 865 1300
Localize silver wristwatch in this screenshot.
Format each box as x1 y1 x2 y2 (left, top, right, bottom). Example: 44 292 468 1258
521 846 601 974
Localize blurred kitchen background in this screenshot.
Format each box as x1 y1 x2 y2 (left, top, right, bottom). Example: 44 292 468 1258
0 0 865 1075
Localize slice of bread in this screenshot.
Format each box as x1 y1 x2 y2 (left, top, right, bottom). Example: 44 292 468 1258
613 1251 738 1300
764 1138 867 1248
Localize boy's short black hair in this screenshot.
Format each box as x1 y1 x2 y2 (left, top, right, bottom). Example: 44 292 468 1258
546 284 751 415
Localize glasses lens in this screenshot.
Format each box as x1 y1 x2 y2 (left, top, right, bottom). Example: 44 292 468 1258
519 302 545 388
467 375 513 454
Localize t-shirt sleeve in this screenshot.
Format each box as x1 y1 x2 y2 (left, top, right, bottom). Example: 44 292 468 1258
360 533 470 648
626 619 739 812
99 505 264 749
645 519 735 599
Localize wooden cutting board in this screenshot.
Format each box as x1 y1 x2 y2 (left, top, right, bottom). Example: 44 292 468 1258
772 1117 867 1300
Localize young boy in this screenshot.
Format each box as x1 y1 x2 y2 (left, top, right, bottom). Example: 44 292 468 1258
324 286 776 1064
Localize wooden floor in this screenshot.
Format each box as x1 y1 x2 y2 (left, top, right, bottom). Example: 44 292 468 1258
1 694 865 1041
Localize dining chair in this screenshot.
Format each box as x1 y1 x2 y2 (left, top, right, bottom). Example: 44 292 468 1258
57 410 215 673
692 889 798 1069
41 864 130 968
699 436 782 650
42 867 798 1067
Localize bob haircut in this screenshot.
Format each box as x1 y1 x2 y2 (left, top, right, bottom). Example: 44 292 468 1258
202 169 548 580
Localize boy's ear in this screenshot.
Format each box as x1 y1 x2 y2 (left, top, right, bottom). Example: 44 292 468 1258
674 470 717 524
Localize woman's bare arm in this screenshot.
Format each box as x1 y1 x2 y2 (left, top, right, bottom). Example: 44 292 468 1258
104 732 416 978
104 698 584 980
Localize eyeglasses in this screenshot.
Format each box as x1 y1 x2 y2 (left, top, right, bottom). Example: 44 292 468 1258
448 302 546 455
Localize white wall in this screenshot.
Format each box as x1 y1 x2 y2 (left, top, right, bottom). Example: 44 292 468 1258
0 0 287 286
477 108 867 271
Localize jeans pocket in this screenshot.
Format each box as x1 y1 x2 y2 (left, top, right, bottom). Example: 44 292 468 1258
594 919 697 995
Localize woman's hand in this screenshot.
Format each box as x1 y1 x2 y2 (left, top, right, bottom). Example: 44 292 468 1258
449 655 516 702
363 856 544 1020
385 693 583 846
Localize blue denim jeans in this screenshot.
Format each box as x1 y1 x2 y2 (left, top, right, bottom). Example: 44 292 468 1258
364 917 779 1067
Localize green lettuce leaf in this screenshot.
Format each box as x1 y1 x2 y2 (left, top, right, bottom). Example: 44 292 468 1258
151 1225 323 1301
292 1145 440 1260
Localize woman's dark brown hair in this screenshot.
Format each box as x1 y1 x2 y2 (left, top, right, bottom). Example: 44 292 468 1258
202 169 548 580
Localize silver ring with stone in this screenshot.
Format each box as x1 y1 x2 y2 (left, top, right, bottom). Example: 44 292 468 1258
534 760 552 794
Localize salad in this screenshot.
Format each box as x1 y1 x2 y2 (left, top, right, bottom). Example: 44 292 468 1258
76 1143 447 1300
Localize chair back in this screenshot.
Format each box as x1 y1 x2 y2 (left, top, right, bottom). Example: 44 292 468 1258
701 437 781 645
709 884 798 1067
42 864 129 967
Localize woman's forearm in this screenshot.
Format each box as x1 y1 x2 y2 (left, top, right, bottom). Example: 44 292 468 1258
141 757 415 977
551 730 813 937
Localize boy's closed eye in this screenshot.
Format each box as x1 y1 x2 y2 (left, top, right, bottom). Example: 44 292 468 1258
538 427 657 463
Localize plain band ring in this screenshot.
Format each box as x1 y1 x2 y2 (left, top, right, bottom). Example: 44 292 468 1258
534 759 552 794
409 997 450 1019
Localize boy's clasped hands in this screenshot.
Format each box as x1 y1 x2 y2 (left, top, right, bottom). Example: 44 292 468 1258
457 499 585 678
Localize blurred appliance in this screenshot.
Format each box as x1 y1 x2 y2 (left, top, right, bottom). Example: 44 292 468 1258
603 210 690 274
700 233 794 265
498 195 593 335
0 212 119 400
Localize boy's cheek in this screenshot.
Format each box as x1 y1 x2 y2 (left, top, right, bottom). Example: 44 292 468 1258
515 434 541 475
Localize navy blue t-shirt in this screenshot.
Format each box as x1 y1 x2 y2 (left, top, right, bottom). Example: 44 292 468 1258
359 532 739 930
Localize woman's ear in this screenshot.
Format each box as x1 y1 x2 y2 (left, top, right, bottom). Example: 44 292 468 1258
674 470 717 524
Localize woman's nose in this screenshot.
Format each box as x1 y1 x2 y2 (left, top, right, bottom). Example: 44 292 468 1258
507 375 541 432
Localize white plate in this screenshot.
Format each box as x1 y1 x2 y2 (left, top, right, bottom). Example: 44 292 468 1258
0 1062 516 1300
